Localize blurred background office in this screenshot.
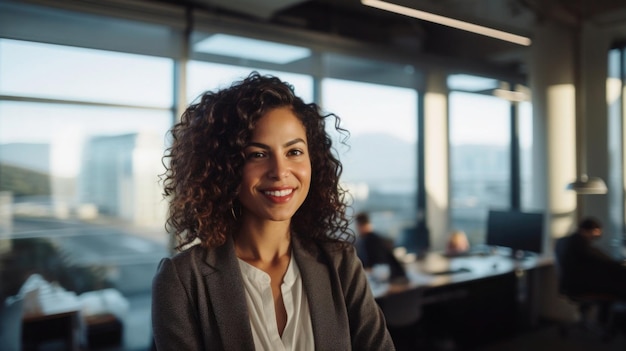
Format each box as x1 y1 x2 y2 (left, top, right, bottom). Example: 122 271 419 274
2 0 626 350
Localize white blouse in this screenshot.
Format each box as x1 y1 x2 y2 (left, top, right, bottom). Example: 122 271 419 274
237 255 315 351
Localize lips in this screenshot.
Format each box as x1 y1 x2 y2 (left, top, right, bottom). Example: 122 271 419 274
262 188 295 203
263 189 293 197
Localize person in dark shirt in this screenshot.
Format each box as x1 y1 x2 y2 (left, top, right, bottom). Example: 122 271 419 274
355 212 407 283
555 217 626 299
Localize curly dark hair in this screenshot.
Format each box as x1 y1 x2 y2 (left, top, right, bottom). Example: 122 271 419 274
162 72 353 251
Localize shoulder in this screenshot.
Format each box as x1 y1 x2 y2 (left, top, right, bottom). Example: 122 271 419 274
293 236 358 266
294 238 366 299
316 239 358 258
556 234 572 246
166 244 205 268
568 233 589 248
366 232 385 243
311 240 362 277
154 246 196 283
558 233 579 246
155 244 219 281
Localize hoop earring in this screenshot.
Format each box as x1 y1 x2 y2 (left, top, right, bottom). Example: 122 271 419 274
230 206 238 221
231 204 241 221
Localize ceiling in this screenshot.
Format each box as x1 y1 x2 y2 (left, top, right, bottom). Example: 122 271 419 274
153 0 626 75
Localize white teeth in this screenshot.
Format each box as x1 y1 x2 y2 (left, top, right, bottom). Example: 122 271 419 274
264 189 293 197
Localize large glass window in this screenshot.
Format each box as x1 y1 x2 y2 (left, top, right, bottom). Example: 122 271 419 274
187 61 313 104
0 39 173 107
0 39 172 350
448 74 534 246
448 83 512 245
322 78 418 246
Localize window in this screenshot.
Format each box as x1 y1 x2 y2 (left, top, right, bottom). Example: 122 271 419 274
0 40 173 107
448 74 533 246
322 78 418 246
187 61 313 104
449 87 512 245
0 39 172 350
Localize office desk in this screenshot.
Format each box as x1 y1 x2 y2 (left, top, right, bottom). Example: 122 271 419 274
21 291 83 351
371 251 554 348
372 251 553 298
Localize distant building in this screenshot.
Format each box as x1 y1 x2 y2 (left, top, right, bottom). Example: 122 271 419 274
451 144 510 211
80 132 166 227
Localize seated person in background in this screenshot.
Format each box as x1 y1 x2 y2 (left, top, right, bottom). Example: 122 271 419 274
555 217 626 299
446 230 470 256
355 212 407 283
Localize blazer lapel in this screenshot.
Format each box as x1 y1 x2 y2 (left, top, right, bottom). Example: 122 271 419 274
202 237 255 351
292 238 346 350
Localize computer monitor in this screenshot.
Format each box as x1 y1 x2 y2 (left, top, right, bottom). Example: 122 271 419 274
486 209 544 255
397 222 430 256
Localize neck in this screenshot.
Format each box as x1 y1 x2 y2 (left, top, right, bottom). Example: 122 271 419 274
235 219 291 263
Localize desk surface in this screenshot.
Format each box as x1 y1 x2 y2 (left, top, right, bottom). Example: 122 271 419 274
22 290 82 321
370 251 553 299
371 251 555 349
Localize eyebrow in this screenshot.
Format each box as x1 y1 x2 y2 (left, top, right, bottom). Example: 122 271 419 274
246 138 307 149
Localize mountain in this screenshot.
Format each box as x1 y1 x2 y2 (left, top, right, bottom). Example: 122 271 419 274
338 133 416 192
0 143 50 173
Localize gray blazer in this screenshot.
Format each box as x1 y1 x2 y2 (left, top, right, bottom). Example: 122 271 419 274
151 235 395 350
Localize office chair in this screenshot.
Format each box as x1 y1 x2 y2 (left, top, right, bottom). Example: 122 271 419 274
554 237 618 342
376 287 424 351
559 294 619 340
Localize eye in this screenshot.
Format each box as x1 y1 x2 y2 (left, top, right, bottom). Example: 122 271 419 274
246 151 266 160
288 149 304 157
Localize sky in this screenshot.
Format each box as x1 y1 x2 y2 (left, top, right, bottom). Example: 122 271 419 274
0 37 533 178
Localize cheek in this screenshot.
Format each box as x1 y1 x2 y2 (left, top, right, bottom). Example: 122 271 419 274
241 163 260 181
238 167 256 194
299 163 312 185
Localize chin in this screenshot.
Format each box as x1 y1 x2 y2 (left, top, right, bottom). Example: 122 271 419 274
268 213 297 222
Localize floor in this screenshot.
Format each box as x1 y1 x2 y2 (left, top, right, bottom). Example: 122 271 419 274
35 294 626 351
106 309 626 351
474 319 626 351
37 317 626 351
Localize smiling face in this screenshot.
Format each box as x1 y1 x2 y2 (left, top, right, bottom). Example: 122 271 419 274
238 107 311 224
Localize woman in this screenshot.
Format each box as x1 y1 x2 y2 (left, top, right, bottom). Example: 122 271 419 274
152 72 395 350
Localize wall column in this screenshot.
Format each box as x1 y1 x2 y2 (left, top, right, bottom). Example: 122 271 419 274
423 69 450 250
529 22 577 243
580 23 615 255
528 22 577 322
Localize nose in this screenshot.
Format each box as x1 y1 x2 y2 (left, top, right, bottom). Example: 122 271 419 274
268 156 289 180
